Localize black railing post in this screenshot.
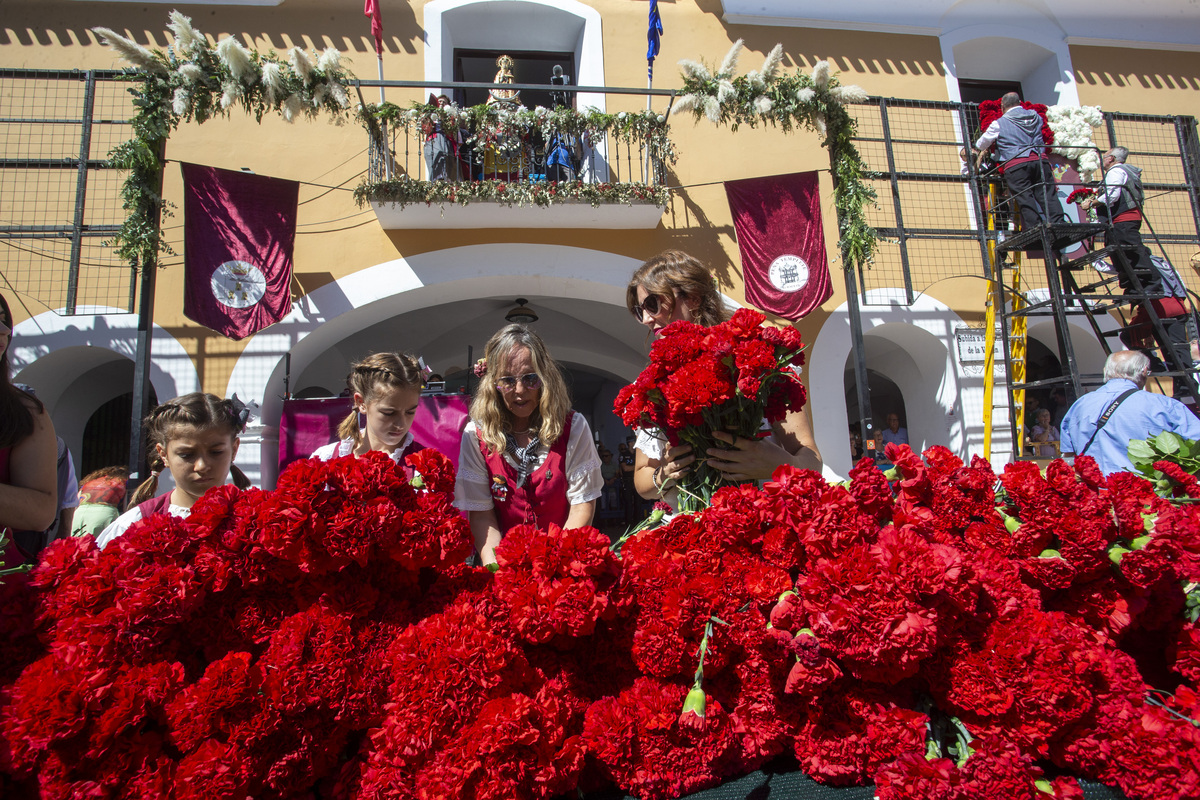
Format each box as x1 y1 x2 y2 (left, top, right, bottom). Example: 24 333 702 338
66 70 97 315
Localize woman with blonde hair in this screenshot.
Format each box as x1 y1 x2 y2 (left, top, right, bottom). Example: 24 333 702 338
312 352 425 464
626 250 822 509
454 324 602 565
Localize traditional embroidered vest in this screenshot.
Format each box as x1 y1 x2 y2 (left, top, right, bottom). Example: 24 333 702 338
480 414 573 533
136 491 175 520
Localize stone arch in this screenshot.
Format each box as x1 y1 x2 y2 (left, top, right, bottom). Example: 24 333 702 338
10 311 199 468
811 291 973 479
224 244 740 486
941 22 1079 106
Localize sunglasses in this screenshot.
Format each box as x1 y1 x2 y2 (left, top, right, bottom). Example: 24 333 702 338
496 372 542 392
631 293 670 322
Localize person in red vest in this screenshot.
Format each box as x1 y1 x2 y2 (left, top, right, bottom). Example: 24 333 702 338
96 393 251 548
454 324 602 566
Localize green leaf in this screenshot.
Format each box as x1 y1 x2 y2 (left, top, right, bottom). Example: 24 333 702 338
1154 431 1182 455
1127 439 1156 461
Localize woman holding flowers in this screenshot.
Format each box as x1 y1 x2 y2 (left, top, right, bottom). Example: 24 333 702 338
454 324 603 565
625 250 822 509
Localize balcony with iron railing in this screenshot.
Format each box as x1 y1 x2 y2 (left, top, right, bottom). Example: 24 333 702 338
354 81 676 229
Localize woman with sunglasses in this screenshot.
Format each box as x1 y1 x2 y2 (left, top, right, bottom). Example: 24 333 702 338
0 292 60 569
454 324 603 565
626 250 822 510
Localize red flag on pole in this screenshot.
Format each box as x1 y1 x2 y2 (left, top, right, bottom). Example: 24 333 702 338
364 0 383 57
182 163 298 341
724 171 832 321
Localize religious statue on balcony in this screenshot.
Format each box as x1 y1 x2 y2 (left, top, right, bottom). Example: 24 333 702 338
487 55 522 107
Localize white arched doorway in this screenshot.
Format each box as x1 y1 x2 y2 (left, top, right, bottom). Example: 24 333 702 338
225 244 669 487
811 291 972 478
10 311 200 475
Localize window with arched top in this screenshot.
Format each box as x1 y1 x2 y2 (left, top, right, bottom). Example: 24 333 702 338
423 0 607 113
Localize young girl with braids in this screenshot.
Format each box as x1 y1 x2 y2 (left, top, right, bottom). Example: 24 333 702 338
95 393 251 549
311 352 425 464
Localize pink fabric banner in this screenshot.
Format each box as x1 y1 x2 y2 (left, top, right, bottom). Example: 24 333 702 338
182 163 298 341
278 395 471 475
364 0 383 56
724 171 832 321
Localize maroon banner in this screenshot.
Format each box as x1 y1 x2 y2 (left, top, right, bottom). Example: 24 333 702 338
724 171 832 321
278 395 471 475
182 163 298 341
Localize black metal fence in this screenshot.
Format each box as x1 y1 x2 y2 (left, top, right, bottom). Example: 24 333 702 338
850 97 1200 305
0 68 136 314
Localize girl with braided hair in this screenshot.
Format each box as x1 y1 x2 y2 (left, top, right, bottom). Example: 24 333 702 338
310 352 425 464
95 393 250 548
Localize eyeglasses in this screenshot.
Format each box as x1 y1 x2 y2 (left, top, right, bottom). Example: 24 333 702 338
631 293 670 322
496 372 542 392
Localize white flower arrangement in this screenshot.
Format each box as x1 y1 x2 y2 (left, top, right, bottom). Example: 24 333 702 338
1047 104 1104 176
92 27 168 74
289 47 314 85
166 12 205 58
216 36 256 85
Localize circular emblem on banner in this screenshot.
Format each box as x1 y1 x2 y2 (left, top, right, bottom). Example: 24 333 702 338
768 254 810 293
211 261 267 309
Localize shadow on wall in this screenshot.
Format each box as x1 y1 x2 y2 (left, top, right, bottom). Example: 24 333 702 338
0 3 423 56
1072 48 1200 93
689 1 944 80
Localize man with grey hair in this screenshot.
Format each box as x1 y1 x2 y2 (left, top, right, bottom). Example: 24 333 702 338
974 91 1068 234
1059 350 1200 474
1083 146 1158 293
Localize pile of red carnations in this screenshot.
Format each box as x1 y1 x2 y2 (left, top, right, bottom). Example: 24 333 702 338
613 308 809 510
2 443 1200 799
978 98 1055 146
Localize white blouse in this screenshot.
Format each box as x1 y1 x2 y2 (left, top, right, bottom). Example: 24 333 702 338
454 411 603 513
310 431 415 463
95 501 190 550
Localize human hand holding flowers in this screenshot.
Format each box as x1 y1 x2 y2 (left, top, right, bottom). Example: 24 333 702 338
706 430 789 482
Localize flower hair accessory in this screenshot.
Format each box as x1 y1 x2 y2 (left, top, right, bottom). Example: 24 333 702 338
472 358 488 378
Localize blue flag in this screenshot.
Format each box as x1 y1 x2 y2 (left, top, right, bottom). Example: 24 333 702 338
647 0 663 63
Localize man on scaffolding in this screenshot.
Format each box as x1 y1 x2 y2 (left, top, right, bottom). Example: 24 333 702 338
974 92 1068 237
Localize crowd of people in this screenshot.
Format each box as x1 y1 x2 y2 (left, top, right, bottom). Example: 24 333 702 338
0 250 824 569
3 246 1199 570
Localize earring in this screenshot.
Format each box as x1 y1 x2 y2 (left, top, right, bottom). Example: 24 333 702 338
357 409 367 428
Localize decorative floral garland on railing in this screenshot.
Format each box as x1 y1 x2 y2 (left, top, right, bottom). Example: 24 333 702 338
93 12 352 272
355 102 676 210
672 40 879 271
364 101 677 169
354 178 669 210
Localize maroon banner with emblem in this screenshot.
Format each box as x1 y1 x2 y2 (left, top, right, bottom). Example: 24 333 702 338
182 163 298 341
724 171 831 321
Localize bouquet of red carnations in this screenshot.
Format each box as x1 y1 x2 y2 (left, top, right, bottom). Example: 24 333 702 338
613 308 809 511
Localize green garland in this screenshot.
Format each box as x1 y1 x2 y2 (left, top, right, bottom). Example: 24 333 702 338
94 12 352 272
356 178 668 210
673 41 879 270
363 101 676 171
356 101 676 210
